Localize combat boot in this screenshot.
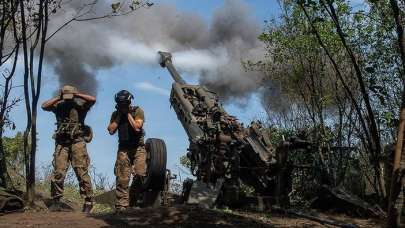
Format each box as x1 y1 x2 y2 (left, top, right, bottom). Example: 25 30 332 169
82 201 93 213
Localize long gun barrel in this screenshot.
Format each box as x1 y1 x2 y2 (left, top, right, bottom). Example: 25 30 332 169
158 51 186 84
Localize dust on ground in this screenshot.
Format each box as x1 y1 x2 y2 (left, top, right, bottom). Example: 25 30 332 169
0 205 384 228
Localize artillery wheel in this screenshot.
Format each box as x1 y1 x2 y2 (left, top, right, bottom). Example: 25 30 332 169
142 138 167 190
142 190 162 208
140 138 167 207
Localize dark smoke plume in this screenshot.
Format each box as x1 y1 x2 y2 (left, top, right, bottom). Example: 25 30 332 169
46 0 265 100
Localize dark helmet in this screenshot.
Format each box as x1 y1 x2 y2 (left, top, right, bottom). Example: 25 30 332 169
115 90 133 104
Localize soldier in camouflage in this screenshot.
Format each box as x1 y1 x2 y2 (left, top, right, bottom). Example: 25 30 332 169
42 85 96 213
107 90 146 212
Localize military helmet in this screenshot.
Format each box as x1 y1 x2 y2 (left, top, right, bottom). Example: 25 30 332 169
115 90 133 104
61 85 78 100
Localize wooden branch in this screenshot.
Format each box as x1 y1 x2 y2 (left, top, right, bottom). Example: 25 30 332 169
0 44 19 66
18 0 33 203
35 0 48 102
29 0 44 100
0 0 7 62
45 17 74 42
46 1 149 42
387 0 405 226
6 42 19 80
0 1 19 64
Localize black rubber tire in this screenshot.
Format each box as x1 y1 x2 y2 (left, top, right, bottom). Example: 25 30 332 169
142 190 161 208
142 138 167 191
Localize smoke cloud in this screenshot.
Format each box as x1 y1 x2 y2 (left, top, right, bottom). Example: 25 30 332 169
46 0 265 101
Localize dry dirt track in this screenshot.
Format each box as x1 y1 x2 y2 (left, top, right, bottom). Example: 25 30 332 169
0 205 384 228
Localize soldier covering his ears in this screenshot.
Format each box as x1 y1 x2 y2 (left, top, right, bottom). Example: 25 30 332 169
41 85 96 213
107 90 146 212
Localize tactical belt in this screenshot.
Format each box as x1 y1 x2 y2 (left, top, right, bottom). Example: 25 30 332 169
54 122 84 144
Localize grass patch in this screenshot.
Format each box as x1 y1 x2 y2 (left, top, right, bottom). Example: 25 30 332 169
35 180 114 213
91 203 114 214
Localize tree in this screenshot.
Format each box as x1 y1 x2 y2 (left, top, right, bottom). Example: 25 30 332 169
17 0 50 205
0 0 21 190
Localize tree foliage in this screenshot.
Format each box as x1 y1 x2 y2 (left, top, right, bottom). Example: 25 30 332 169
2 132 25 189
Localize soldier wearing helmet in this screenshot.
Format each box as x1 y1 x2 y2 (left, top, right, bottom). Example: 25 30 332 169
41 85 96 213
107 90 146 212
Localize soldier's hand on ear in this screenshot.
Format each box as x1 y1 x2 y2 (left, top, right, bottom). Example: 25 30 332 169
114 113 121 123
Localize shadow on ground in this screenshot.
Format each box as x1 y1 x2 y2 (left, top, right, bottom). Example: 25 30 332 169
91 205 274 228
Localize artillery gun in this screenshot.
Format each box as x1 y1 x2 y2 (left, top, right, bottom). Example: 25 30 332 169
158 51 290 207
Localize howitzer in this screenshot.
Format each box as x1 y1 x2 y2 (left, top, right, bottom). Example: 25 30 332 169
159 51 287 206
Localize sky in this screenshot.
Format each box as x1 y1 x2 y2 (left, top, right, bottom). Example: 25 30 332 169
5 0 281 185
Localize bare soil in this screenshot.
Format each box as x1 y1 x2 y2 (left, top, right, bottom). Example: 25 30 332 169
0 205 384 228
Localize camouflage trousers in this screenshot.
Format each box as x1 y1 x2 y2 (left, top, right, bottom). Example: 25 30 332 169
114 145 147 208
51 140 93 202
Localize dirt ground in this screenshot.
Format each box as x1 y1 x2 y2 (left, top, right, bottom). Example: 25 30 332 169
0 205 384 228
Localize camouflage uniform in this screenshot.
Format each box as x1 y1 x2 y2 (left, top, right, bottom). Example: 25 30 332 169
110 107 146 208
49 96 94 202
